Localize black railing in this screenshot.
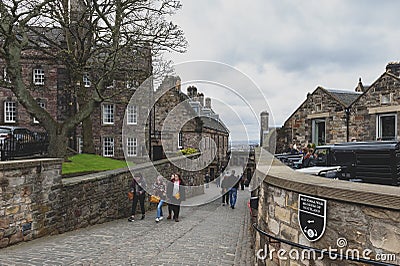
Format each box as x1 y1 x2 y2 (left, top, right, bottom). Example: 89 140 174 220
0 132 49 161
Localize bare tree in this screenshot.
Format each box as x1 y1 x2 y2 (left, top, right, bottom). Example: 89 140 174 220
0 0 187 157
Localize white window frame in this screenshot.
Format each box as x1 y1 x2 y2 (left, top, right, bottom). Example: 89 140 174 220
77 137 83 154
33 101 46 124
380 93 392 104
312 118 326 145
126 80 133 89
127 137 137 157
127 105 137 125
103 137 114 157
33 68 45 85
315 103 322 112
3 68 10 83
376 113 397 141
102 104 114 125
178 132 183 149
83 73 91 87
4 101 16 123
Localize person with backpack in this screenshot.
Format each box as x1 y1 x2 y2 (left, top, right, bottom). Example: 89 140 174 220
152 175 166 223
128 173 147 222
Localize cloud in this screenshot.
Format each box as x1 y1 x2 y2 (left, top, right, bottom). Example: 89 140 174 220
166 0 400 141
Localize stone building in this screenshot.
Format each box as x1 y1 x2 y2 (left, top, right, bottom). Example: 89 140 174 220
277 62 400 153
151 77 230 178
0 30 152 160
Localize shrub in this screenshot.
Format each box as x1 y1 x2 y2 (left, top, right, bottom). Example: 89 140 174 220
179 147 198 155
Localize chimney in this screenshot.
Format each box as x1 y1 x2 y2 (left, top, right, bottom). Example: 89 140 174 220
386 62 400 77
260 111 269 147
198 93 204 106
187 86 197 99
175 78 181 92
205 97 211 108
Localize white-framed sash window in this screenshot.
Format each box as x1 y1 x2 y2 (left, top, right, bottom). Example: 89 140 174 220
127 137 137 157
4 101 16 123
103 137 114 157
127 105 137 125
102 104 114 125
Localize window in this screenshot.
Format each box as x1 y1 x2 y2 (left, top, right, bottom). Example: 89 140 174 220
377 113 396 140
33 68 45 85
178 132 183 149
4 101 16 123
103 137 114 157
126 80 135 89
315 103 322 112
83 73 91 87
127 137 137 157
312 119 326 145
102 104 114 124
33 101 46 124
127 105 137 124
3 68 10 83
381 94 391 104
77 137 83 154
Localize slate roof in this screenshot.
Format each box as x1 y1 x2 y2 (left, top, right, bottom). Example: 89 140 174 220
325 89 362 106
200 116 229 133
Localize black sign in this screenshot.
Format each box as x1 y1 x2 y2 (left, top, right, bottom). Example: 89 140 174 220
298 194 327 242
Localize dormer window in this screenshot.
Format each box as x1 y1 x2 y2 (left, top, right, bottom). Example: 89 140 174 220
33 68 45 85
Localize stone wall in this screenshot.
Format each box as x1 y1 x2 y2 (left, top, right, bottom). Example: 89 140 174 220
0 159 63 248
254 150 400 265
1 156 205 248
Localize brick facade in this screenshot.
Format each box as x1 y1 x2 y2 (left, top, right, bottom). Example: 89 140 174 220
0 46 152 159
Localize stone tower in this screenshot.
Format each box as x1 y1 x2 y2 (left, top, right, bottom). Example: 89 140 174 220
260 111 269 147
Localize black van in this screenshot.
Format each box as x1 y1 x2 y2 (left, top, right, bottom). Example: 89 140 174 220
310 141 400 186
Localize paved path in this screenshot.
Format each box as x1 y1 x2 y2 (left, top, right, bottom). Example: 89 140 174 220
0 177 255 265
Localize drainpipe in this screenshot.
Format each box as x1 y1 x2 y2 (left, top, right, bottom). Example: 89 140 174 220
345 107 351 142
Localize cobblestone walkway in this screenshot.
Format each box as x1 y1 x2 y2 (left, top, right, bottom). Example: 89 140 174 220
0 183 255 265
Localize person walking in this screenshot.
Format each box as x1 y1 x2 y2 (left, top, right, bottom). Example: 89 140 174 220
166 173 185 222
152 175 166 223
166 174 174 220
228 171 240 209
220 172 230 206
205 173 210 188
240 173 245 190
128 173 147 222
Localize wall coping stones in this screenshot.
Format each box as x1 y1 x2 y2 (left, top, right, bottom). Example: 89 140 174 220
0 158 63 171
256 148 400 211
62 154 200 186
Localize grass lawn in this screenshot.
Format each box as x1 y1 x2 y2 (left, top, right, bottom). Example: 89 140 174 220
62 153 130 175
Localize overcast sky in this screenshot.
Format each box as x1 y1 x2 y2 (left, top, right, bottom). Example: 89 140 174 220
165 0 400 142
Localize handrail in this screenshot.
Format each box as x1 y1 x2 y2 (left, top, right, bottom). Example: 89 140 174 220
252 223 397 266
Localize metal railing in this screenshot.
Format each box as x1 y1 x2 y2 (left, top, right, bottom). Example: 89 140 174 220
0 132 49 161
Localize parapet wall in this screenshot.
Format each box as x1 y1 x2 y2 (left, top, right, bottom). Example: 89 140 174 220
0 159 63 248
0 156 205 248
254 149 400 265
